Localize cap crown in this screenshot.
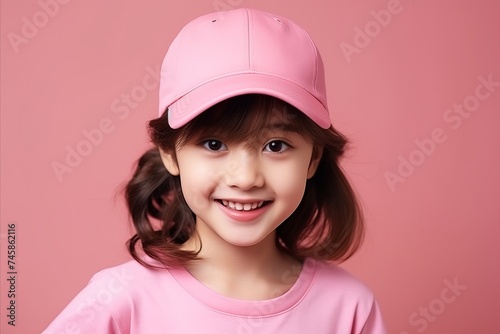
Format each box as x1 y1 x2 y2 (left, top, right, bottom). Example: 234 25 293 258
159 8 330 128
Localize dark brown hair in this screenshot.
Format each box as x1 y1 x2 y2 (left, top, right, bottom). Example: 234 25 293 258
125 94 364 268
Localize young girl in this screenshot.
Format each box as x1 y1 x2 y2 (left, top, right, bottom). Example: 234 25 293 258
44 8 387 333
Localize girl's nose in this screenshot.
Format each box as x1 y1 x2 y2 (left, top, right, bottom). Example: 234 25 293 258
224 153 264 190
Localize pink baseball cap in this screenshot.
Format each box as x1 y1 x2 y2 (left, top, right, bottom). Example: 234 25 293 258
159 8 331 129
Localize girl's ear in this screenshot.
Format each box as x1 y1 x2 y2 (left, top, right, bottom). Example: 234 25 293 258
307 146 323 179
159 148 180 176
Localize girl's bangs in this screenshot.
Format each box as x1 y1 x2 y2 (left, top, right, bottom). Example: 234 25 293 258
177 94 309 146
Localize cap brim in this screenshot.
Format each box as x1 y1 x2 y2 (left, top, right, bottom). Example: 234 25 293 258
164 73 331 129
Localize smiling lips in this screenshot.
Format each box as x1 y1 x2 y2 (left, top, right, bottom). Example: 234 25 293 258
216 199 271 222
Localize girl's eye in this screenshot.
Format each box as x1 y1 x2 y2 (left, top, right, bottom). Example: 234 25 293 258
264 140 290 153
202 139 227 151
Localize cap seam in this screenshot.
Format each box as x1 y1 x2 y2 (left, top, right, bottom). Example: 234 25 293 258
244 8 251 69
303 32 319 95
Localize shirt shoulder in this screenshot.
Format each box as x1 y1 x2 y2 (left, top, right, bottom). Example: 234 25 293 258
42 260 178 334
312 260 375 297
304 259 387 334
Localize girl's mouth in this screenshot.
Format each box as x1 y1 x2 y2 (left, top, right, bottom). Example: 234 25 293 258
216 200 270 211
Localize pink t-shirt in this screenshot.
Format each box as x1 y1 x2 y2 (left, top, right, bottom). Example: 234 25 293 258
43 258 387 333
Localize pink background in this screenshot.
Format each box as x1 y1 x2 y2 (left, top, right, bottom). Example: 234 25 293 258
1 0 499 333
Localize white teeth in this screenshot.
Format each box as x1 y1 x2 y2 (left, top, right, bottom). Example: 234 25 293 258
220 200 265 211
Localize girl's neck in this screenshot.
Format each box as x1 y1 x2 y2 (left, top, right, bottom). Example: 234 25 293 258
181 230 302 300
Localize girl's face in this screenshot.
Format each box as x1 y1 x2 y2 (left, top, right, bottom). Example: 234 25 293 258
160 105 322 251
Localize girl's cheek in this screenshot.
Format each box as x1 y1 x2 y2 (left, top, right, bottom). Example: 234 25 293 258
182 179 213 213
181 171 218 212
270 160 309 183
177 160 215 211
269 164 308 196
